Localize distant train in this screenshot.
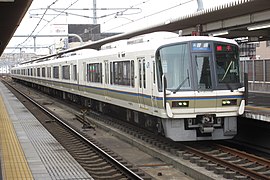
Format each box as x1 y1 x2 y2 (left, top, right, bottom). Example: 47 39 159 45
11 32 245 141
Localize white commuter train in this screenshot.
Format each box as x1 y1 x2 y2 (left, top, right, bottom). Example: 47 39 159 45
11 32 245 141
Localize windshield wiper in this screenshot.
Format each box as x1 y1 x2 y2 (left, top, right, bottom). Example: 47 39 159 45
225 82 233 92
173 70 190 93
221 61 233 82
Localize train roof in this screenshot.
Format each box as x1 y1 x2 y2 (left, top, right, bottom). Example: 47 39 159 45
13 32 238 69
100 31 238 51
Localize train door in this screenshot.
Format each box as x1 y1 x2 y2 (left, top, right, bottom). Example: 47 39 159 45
151 58 159 111
82 62 86 86
192 53 217 113
138 57 147 109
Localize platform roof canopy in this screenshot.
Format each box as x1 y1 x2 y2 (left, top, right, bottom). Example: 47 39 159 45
0 0 33 55
61 0 270 53
1 0 270 59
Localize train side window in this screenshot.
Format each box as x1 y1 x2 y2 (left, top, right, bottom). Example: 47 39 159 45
104 61 109 84
33 68 36 76
62 65 70 80
110 62 113 85
42 67 46 78
83 62 86 82
143 59 146 88
73 65 77 81
86 64 89 81
53 66 59 79
153 61 156 84
87 63 102 83
37 68 41 77
47 67 51 78
139 59 142 88
131 60 134 87
113 62 118 84
138 57 146 89
112 60 133 86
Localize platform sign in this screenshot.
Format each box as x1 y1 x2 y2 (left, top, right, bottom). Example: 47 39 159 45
50 24 68 35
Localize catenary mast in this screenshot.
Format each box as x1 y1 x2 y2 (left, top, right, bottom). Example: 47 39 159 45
197 0 204 11
93 0 97 24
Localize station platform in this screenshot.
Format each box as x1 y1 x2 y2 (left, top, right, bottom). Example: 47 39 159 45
0 82 93 180
244 105 270 123
243 91 270 123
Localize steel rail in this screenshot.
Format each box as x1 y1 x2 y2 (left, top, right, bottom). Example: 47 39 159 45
184 145 270 180
215 144 270 168
2 80 144 180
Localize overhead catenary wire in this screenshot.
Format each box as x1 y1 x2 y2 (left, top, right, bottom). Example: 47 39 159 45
68 0 149 42
12 0 60 53
12 0 195 53
13 0 146 53
35 0 80 36
102 0 195 33
12 0 80 53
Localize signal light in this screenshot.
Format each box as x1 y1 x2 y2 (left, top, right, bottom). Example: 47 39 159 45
216 45 222 51
226 45 232 51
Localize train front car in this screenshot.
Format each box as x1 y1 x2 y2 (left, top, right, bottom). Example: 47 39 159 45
155 37 245 141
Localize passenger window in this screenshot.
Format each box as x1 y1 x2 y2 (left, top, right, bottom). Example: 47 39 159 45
111 60 134 87
53 66 59 79
73 65 77 81
87 63 102 83
47 67 51 78
42 67 46 77
62 65 70 80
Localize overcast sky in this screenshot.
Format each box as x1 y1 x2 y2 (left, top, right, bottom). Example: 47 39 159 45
5 0 237 54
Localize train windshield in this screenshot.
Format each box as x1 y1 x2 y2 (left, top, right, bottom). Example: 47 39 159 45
194 54 212 90
214 43 240 85
156 41 241 92
156 43 192 92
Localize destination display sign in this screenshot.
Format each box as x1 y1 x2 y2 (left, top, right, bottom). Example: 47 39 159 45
192 42 211 51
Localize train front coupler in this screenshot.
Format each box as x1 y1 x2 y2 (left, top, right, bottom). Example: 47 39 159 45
198 114 215 133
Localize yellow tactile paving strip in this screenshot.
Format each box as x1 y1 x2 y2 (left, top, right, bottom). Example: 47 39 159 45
0 96 33 180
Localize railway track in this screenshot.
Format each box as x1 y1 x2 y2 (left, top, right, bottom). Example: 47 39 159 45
2 79 150 180
5 77 270 180
183 143 270 179
77 109 270 179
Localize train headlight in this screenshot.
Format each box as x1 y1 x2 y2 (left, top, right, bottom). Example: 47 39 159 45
172 101 189 107
222 99 237 106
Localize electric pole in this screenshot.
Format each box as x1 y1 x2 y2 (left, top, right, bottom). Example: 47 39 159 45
197 0 204 11
93 0 97 24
